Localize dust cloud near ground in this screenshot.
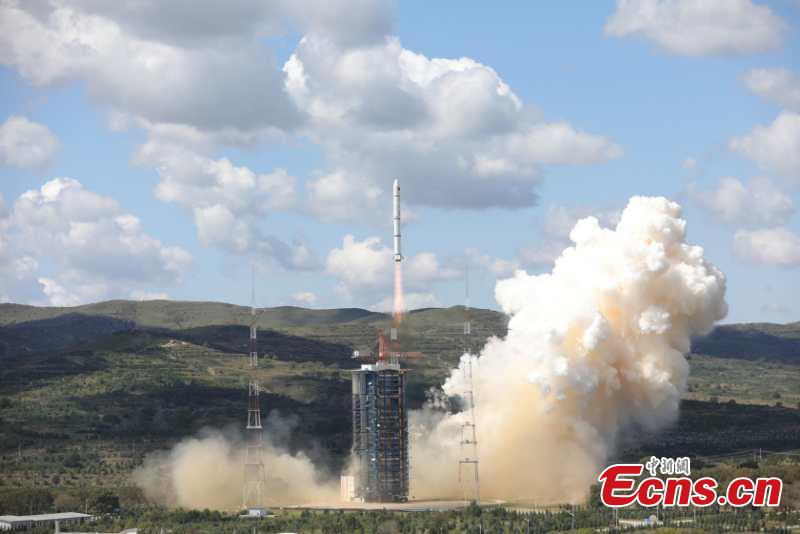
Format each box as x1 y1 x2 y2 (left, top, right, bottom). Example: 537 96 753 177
134 419 339 509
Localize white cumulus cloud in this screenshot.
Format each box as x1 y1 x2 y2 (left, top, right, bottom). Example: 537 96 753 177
134 140 318 271
1 178 191 305
372 291 440 312
0 0 302 144
325 234 459 306
744 68 800 110
730 111 800 182
290 291 317 306
604 0 786 56
689 176 794 226
0 116 59 168
516 205 621 269
285 34 621 216
734 227 800 266
0 0 396 146
465 249 521 278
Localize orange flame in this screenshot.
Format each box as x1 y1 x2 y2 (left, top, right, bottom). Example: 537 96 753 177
393 261 404 324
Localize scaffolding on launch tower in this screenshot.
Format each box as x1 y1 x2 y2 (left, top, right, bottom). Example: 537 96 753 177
351 330 411 502
243 268 267 512
458 266 480 502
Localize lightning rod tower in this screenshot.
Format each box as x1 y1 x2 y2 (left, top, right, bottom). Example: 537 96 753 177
458 264 480 503
243 265 267 512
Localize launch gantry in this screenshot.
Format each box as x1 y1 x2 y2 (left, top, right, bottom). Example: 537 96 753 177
242 269 267 515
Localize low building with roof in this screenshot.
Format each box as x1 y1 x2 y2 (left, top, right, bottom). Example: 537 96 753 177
0 512 92 531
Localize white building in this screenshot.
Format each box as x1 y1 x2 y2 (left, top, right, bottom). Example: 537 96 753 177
0 512 92 531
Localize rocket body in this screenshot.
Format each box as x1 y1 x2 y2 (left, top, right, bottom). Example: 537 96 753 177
393 179 402 262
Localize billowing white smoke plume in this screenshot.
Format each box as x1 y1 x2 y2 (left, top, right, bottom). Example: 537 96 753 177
411 196 727 503
133 423 339 509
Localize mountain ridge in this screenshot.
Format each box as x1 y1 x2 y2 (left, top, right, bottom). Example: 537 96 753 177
1 299 798 363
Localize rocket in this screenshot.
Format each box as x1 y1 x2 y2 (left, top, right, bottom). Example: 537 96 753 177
393 179 402 262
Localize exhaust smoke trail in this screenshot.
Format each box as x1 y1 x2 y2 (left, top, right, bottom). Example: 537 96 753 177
411 196 727 503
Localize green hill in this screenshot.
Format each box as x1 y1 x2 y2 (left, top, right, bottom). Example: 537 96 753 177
0 300 386 330
692 321 800 363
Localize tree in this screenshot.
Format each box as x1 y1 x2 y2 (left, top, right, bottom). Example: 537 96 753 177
0 488 54 515
89 491 120 514
54 492 82 512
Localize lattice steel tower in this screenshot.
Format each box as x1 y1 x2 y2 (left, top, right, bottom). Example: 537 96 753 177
243 268 267 511
458 266 480 502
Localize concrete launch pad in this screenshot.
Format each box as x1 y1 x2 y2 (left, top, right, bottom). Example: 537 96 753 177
286 500 502 512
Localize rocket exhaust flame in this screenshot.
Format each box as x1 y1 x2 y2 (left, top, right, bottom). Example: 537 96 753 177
393 261 404 324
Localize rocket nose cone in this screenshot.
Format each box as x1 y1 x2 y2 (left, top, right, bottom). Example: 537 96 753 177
393 179 399 192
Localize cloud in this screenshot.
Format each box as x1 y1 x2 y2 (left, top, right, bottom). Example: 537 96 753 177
760 302 790 315
734 227 800 266
464 206 623 275
689 176 794 226
3 0 621 230
744 68 800 111
519 242 570 269
305 170 383 222
604 0 786 56
542 205 620 240
514 205 622 269
372 291 440 312
465 249 521 278
0 0 396 145
285 34 621 216
0 116 59 168
134 140 319 271
278 0 393 47
130 290 170 301
1 178 191 305
0 193 40 303
290 291 317 306
325 234 459 305
53 0 282 46
0 1 302 142
730 111 800 182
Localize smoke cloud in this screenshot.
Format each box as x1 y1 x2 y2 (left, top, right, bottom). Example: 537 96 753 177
133 419 339 509
411 196 727 503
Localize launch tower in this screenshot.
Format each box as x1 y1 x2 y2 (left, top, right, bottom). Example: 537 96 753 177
348 179 411 502
458 266 480 502
243 270 267 514
351 332 410 502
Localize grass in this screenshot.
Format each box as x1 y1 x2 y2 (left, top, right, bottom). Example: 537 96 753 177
686 353 800 407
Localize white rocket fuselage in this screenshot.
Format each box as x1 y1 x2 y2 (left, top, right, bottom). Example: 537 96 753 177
393 179 402 262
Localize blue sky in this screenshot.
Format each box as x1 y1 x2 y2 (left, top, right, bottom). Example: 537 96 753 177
0 0 799 323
